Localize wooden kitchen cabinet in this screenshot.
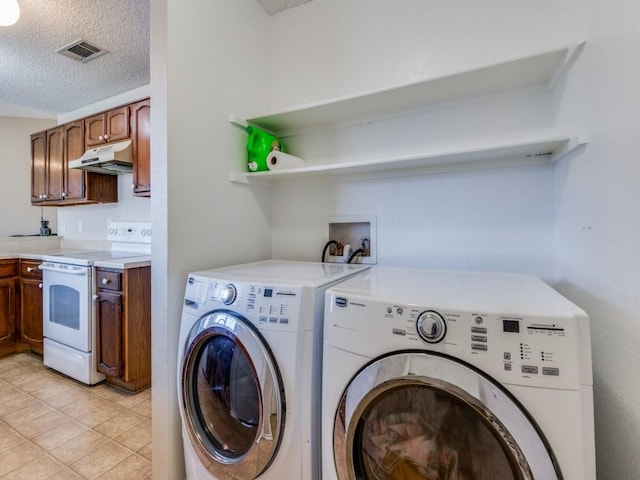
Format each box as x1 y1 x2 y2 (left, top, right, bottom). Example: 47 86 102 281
30 131 47 203
130 98 151 197
31 127 64 203
18 260 44 355
0 260 18 356
95 266 151 392
31 121 117 206
84 105 130 147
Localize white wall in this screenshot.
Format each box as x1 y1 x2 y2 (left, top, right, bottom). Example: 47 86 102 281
265 0 636 478
151 0 640 478
0 116 57 237
151 1 271 479
56 175 151 240
552 1 640 478
267 0 578 282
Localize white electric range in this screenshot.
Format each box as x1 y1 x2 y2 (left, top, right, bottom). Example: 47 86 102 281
39 222 151 384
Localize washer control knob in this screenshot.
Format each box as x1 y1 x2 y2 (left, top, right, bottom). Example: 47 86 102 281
416 310 447 343
219 284 237 305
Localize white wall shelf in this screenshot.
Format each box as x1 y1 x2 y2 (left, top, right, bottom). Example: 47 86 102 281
230 43 585 185
231 44 582 137
229 136 585 185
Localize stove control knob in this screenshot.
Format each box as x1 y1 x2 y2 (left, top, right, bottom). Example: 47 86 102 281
219 284 237 305
416 310 447 343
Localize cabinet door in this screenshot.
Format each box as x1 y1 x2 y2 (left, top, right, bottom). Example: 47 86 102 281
96 291 123 377
64 121 86 201
20 278 43 353
84 113 106 147
0 277 17 348
105 106 130 143
31 131 47 203
130 99 151 197
46 126 65 201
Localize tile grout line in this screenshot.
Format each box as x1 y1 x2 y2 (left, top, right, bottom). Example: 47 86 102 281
0 354 152 480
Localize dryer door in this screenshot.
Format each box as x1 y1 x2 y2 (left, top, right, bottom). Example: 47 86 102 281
180 310 285 479
334 352 561 480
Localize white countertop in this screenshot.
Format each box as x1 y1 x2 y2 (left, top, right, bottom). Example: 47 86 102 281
93 255 151 269
0 237 151 269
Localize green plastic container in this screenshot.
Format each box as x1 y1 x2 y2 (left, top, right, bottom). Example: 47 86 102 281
246 125 286 172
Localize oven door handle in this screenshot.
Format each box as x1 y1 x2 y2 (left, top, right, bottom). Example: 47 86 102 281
38 264 89 275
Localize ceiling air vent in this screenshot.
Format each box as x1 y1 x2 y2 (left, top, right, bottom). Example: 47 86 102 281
56 39 108 63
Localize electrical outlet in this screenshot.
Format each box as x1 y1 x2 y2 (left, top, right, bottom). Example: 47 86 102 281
59 221 66 234
78 220 84 233
325 215 377 264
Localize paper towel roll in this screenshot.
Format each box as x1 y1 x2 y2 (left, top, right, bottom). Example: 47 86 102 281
266 151 306 171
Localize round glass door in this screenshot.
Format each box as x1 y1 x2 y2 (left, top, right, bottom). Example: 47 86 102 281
334 352 561 480
181 311 285 479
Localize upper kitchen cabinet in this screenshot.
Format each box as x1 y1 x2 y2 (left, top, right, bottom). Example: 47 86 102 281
31 127 64 203
31 121 117 207
84 105 130 147
30 98 152 205
30 131 47 203
130 98 151 197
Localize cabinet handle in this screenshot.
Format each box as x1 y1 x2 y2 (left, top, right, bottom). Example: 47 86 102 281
92 294 99 300
102 278 110 285
27 267 34 272
38 283 43 289
99 135 104 140
61 191 66 198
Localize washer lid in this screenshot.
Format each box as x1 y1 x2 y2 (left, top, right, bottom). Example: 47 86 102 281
327 266 587 319
193 260 369 288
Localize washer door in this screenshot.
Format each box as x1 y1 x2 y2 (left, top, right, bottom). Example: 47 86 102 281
181 310 285 480
334 352 561 480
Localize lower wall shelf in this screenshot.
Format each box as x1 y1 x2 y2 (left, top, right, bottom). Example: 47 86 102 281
229 135 585 185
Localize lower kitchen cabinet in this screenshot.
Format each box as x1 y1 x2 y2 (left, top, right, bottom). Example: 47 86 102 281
95 266 151 392
19 259 44 354
0 260 18 355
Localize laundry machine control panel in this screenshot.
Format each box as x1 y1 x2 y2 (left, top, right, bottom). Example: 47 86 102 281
184 274 301 331
325 294 591 391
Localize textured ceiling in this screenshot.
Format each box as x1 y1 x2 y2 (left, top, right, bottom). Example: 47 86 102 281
0 0 149 117
0 0 313 118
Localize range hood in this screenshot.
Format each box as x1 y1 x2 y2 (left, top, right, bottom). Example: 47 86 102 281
69 140 132 175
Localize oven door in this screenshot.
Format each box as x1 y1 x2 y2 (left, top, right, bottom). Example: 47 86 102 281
41 263 92 352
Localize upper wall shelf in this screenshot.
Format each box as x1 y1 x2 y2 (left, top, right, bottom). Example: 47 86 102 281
231 44 582 136
229 135 585 185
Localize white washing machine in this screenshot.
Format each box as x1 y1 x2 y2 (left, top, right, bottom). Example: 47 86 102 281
177 260 369 480
322 267 596 480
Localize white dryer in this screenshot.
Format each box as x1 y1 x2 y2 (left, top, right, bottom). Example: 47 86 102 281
177 260 369 480
322 267 595 480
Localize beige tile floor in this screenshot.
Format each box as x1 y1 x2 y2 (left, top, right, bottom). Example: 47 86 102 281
0 353 151 480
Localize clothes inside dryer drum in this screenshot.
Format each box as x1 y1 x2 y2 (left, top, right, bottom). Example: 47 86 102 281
353 386 519 480
194 335 260 457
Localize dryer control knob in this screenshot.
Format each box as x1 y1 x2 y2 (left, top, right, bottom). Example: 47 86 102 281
220 284 237 305
416 310 447 343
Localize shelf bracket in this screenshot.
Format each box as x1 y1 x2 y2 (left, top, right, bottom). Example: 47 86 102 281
549 41 586 90
229 114 248 130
